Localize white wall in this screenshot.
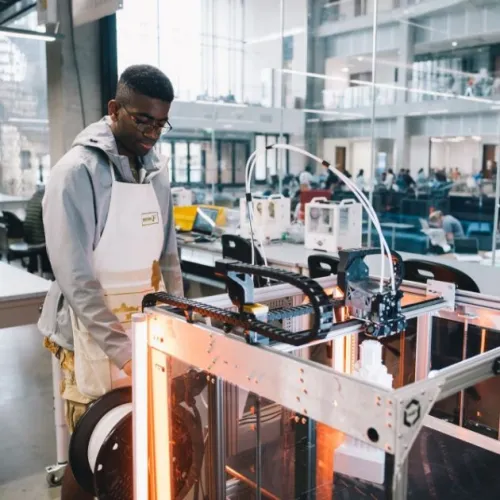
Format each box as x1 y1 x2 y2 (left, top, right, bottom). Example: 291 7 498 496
429 139 481 175
409 136 430 177
287 134 307 175
352 140 372 180
243 0 307 106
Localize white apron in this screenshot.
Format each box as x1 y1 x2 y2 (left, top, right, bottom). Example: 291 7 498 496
71 165 165 399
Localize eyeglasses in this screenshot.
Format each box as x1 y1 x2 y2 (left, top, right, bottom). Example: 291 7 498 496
122 105 173 135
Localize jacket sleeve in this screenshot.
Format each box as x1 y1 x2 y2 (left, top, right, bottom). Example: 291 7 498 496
159 175 184 297
43 163 131 369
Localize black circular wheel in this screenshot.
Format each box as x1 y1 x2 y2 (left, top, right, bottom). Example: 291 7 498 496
69 387 132 496
94 413 133 500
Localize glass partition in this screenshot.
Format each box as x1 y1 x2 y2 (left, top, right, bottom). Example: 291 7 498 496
0 10 50 197
116 0 500 262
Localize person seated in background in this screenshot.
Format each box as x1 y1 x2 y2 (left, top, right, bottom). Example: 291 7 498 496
428 210 465 244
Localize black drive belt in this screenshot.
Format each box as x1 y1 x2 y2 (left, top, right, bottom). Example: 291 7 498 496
143 261 335 346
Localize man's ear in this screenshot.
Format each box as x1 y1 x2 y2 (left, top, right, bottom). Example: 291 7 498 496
108 100 120 121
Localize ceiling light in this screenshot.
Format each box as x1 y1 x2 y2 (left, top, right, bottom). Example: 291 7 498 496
431 138 444 143
472 136 482 141
0 26 62 42
357 56 364 62
452 41 458 47
341 67 350 73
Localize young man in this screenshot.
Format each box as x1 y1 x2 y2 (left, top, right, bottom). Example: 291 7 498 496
38 65 183 499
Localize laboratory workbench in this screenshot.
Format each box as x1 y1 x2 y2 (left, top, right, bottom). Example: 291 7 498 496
0 262 51 328
178 238 500 297
0 193 29 212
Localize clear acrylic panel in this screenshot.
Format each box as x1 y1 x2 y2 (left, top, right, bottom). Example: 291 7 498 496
149 335 500 499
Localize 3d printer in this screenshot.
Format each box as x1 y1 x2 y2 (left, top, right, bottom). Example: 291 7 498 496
66 247 500 500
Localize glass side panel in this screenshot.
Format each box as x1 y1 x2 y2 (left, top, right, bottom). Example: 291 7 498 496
430 317 500 439
150 342 500 499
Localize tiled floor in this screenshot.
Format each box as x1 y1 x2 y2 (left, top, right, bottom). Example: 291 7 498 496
0 324 61 499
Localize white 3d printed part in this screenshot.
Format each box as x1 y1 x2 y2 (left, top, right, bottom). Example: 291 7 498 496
334 340 393 485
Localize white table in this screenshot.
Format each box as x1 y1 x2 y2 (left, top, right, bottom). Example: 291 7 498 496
0 263 68 484
178 239 500 297
0 193 29 212
0 262 51 328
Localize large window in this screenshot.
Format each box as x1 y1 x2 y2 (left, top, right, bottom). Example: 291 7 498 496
161 138 251 186
116 0 244 103
0 10 49 196
255 134 290 182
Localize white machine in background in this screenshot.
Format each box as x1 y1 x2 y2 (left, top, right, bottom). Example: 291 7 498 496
240 194 291 241
171 187 193 206
305 198 362 252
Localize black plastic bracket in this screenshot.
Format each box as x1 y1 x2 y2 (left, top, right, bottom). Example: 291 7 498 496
493 357 500 375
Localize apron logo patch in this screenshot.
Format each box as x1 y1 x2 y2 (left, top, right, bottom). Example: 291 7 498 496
142 212 159 226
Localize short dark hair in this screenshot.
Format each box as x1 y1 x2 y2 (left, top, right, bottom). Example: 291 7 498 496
116 65 175 104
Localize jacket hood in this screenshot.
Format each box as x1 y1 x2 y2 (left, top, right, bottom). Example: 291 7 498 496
71 117 163 172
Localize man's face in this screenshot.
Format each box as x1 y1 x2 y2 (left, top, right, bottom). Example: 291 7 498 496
108 91 171 157
431 216 443 228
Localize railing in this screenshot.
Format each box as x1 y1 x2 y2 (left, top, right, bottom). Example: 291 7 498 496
323 85 397 110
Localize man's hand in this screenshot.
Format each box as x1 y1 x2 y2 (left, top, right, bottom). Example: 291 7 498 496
122 360 132 378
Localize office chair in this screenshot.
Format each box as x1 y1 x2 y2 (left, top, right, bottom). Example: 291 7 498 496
404 259 483 418
0 223 7 260
3 204 51 275
221 234 267 288
0 210 24 239
307 254 340 279
403 259 479 293
453 237 479 255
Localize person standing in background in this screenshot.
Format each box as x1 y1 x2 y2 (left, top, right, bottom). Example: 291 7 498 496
355 169 365 191
299 164 314 189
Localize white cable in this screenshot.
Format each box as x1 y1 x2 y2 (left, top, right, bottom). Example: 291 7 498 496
273 143 393 292
247 157 269 267
270 144 394 293
244 152 258 265
244 147 391 290
244 153 269 269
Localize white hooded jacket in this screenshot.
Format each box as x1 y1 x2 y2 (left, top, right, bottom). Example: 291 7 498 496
38 117 183 368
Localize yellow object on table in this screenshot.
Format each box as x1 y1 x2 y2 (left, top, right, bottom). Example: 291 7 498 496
173 205 226 231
